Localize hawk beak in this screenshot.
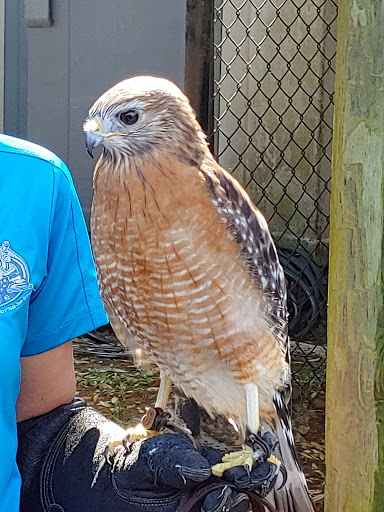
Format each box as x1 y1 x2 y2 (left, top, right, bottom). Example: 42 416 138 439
85 131 104 159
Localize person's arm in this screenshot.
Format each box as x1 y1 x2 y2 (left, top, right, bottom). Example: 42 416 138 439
17 159 107 424
16 341 76 422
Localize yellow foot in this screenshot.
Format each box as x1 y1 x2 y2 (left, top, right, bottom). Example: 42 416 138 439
267 454 281 467
211 445 281 477
212 445 254 477
107 422 160 453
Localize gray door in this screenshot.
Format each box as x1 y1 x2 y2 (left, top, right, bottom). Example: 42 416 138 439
26 0 186 221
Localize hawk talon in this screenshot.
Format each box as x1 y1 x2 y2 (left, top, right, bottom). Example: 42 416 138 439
106 407 194 458
276 463 288 491
122 436 131 453
245 431 277 462
212 432 281 480
103 444 113 463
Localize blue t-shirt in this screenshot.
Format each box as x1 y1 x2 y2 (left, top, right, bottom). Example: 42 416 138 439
0 135 108 510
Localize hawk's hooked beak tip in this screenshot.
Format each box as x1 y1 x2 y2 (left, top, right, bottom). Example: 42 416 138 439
84 130 104 159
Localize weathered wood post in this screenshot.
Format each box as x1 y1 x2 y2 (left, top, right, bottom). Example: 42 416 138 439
325 1 384 511
184 0 214 137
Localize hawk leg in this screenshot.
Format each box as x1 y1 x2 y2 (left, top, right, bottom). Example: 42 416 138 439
109 373 178 452
142 375 195 442
211 384 280 477
155 372 173 410
140 372 173 430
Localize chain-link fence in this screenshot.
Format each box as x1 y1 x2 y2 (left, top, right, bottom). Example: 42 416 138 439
211 0 338 405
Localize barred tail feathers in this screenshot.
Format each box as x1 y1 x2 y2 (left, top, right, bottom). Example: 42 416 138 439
266 394 315 512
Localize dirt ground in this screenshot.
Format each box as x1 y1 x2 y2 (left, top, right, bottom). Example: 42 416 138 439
73 345 325 511
291 395 325 511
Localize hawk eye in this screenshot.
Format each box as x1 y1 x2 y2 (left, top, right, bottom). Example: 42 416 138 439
119 110 139 126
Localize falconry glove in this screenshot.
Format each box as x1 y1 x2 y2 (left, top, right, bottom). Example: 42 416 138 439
17 398 279 512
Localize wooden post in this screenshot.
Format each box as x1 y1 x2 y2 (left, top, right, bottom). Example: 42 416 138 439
325 1 384 511
184 0 214 137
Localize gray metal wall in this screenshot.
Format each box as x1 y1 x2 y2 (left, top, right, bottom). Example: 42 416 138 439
4 0 28 139
6 0 186 221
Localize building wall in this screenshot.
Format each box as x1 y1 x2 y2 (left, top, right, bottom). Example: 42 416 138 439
5 0 186 222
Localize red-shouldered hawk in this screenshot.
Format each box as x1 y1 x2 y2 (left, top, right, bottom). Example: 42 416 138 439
84 76 314 512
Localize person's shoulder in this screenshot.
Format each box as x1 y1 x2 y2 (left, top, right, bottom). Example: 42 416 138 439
0 134 73 184
0 134 65 169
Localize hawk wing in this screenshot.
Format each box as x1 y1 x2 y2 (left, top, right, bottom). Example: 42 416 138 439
200 163 289 372
200 164 315 511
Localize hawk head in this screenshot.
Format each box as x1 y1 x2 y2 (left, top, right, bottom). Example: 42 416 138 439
84 76 207 161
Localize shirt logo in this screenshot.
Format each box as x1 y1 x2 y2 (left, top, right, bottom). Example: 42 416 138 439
0 241 33 314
